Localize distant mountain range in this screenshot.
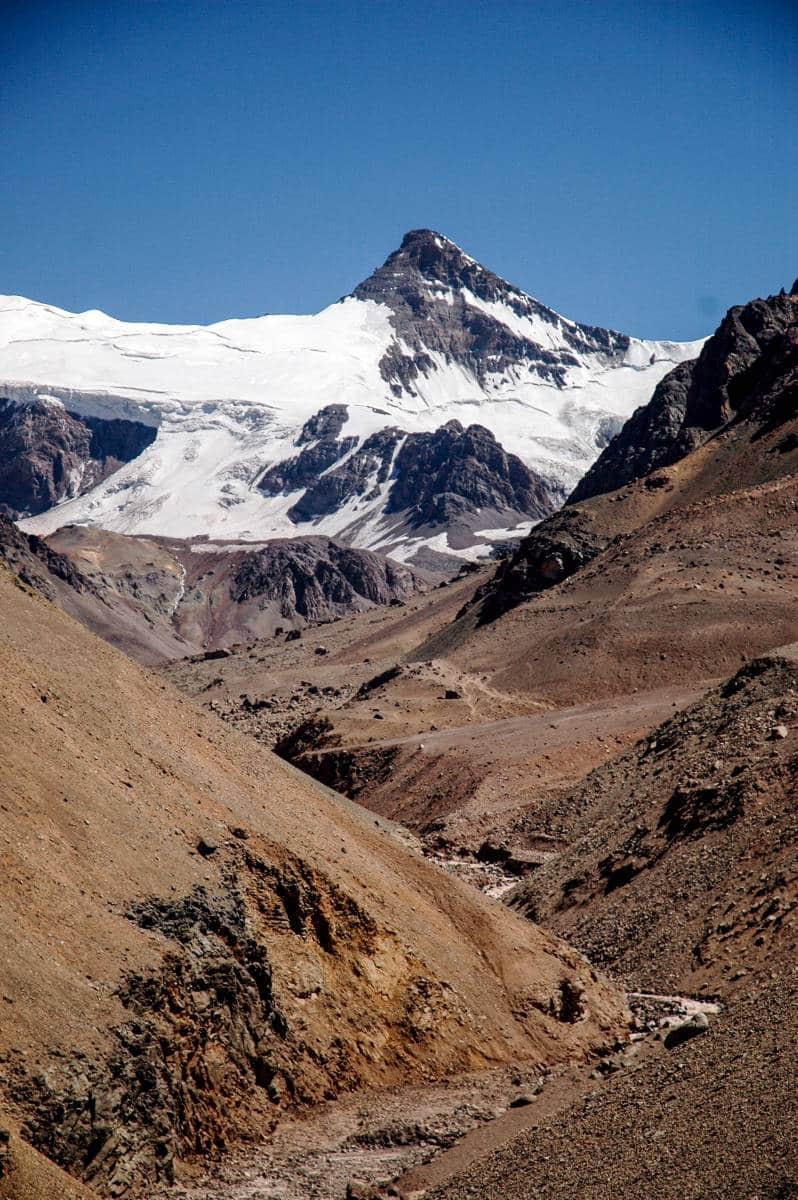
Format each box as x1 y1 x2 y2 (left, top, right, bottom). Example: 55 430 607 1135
0 229 701 571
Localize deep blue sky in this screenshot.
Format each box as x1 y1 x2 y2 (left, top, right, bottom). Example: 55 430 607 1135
2 1 796 339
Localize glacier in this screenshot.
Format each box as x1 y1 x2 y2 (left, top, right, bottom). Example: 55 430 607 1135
0 231 704 566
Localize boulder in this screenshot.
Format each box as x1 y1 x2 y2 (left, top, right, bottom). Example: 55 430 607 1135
664 1011 710 1049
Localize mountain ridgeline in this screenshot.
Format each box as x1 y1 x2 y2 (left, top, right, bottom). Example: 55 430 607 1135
351 227 634 395
0 230 699 569
569 280 798 503
469 280 798 619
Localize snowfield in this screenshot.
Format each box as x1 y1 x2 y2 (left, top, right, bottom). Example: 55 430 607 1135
0 239 704 558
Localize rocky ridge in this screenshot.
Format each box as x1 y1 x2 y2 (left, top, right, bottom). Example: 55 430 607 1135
0 396 156 518
351 229 633 396
260 409 558 543
570 281 798 503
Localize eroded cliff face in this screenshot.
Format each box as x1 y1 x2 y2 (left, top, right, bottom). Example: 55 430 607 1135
569 284 798 504
227 537 420 619
0 397 156 517
7 843 480 1195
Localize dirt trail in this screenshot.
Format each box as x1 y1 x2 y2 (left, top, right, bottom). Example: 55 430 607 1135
293 680 715 845
302 680 712 757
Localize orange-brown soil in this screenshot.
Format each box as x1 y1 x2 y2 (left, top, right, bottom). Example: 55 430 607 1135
0 565 624 1195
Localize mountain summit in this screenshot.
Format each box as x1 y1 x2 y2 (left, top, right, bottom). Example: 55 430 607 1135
352 228 639 400
0 231 702 568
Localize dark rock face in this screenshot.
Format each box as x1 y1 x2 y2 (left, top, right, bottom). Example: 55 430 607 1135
385 421 556 527
258 405 359 498
259 407 559 534
568 361 696 503
295 404 349 444
8 879 280 1193
0 398 157 517
0 512 96 601
466 507 609 623
288 428 403 522
280 742 401 802
570 287 798 503
352 229 630 397
229 538 419 621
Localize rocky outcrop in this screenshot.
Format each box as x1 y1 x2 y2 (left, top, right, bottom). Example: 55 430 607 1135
0 513 97 601
385 421 557 527
352 229 631 397
464 282 798 627
287 428 403 522
25 527 426 662
7 851 400 1194
228 538 420 620
262 413 559 535
258 405 359 498
464 507 610 622
569 285 798 503
0 397 156 517
295 404 349 444
568 361 696 503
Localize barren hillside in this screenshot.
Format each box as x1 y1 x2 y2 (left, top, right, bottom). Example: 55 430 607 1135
0 565 625 1195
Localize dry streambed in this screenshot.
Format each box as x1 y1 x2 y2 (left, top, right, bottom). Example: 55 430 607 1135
153 1067 541 1200
153 840 721 1200
157 989 716 1200
153 837 715 1200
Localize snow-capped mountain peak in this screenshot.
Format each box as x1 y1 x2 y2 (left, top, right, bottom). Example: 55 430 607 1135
0 232 704 570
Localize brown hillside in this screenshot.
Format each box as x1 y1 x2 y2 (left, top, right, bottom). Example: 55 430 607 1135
0 1119 95 1200
0 566 624 1195
428 977 798 1200
266 463 798 843
507 645 798 995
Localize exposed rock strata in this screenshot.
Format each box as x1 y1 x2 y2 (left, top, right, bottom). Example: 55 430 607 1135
228 538 420 620
0 397 156 517
259 406 359 499
352 229 631 396
386 422 556 527
570 284 798 503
